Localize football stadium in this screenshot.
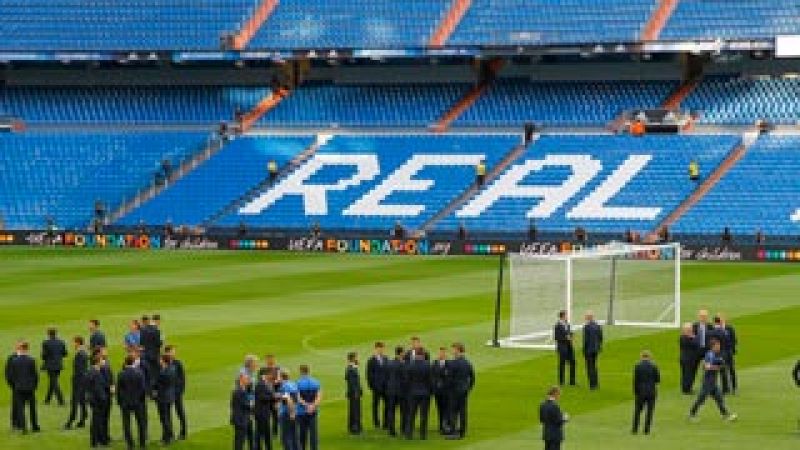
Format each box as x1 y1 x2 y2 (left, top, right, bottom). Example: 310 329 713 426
1 1 800 450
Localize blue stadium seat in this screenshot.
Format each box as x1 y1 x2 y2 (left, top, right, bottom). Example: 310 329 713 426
662 1 800 41
674 135 800 236
449 0 656 46
0 86 269 124
0 131 207 229
684 76 800 125
436 134 740 234
0 0 256 50
259 81 469 128
119 135 314 226
457 79 678 127
218 134 520 230
250 0 451 49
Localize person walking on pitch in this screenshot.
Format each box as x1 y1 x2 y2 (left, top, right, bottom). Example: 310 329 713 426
41 327 68 406
632 350 660 435
688 339 737 422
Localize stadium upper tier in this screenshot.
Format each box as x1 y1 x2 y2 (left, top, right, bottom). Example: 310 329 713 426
673 135 800 236
0 0 256 50
250 0 451 49
661 0 800 41
0 131 207 229
0 1 797 51
449 0 655 46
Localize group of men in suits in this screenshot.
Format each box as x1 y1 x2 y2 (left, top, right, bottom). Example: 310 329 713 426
349 337 475 442
541 307 743 448
541 346 663 449
5 316 187 449
679 309 738 396
553 310 603 389
230 354 322 450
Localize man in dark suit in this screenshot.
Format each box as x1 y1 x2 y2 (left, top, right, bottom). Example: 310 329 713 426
539 386 568 450
88 319 106 351
117 355 148 450
711 314 738 395
554 310 576 386
64 336 89 429
263 354 281 437
366 341 389 430
345 352 362 435
231 373 252 450
446 342 475 440
404 337 430 362
691 310 713 392
582 312 603 390
96 348 114 445
6 341 22 431
166 345 187 439
41 327 68 406
139 315 162 394
679 323 698 394
431 347 450 434
7 341 39 434
253 368 275 450
405 350 432 440
155 354 177 445
794 360 800 387
385 346 406 437
632 350 660 435
86 355 110 447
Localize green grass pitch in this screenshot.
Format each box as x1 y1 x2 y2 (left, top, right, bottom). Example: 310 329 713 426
1 248 799 449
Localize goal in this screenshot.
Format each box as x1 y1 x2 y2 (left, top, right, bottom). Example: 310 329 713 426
491 242 680 349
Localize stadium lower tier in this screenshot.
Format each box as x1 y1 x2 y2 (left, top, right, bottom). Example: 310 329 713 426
0 131 208 229
5 132 800 237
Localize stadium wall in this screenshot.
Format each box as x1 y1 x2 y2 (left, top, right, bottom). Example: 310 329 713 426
1 230 796 262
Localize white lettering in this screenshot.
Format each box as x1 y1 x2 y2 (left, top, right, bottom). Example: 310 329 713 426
457 155 601 218
568 155 661 220
344 154 485 217
239 154 380 215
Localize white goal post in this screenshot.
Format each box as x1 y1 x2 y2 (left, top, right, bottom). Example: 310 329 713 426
491 242 681 349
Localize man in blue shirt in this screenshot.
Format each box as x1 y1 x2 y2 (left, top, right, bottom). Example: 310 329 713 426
278 371 299 450
688 339 737 422
296 365 321 450
123 320 141 350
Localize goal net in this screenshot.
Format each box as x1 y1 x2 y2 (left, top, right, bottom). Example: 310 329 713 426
495 242 680 349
